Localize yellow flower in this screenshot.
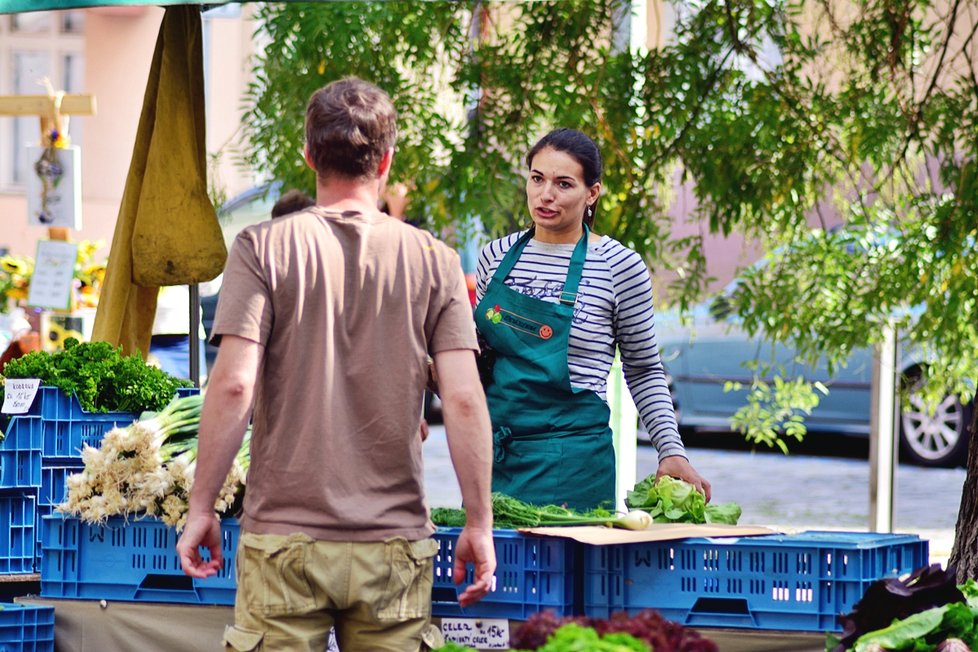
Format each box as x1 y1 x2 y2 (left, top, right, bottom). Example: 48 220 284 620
80 262 106 281
6 287 28 300
1 255 29 275
77 240 105 264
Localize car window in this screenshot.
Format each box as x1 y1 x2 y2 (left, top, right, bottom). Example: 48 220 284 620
217 182 281 247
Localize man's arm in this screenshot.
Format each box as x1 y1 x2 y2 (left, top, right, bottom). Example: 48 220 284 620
432 348 496 607
177 334 263 578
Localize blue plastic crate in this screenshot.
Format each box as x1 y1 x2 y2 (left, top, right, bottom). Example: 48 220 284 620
0 603 55 652
33 386 139 458
40 514 238 605
432 527 579 620
0 492 36 575
583 530 929 632
16 386 199 458
0 417 42 489
33 461 85 570
37 460 82 511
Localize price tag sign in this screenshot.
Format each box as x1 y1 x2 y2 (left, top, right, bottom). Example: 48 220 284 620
1 378 41 414
27 239 78 310
440 618 510 650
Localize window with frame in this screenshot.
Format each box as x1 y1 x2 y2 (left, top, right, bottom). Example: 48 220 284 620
1 11 85 191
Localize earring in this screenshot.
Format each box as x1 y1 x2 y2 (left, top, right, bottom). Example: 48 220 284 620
586 205 594 218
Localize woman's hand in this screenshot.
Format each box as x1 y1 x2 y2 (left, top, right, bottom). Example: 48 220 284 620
656 455 712 502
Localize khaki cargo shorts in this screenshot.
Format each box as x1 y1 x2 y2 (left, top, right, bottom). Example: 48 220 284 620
222 532 445 652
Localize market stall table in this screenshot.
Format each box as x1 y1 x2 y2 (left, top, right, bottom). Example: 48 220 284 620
18 596 233 652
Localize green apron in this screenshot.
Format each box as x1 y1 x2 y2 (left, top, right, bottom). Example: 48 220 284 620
474 227 615 510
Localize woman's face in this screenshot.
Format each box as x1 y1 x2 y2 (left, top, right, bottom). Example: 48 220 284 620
526 147 600 244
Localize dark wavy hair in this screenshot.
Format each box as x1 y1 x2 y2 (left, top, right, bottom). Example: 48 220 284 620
526 128 603 228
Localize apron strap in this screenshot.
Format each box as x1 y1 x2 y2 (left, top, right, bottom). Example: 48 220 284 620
493 226 591 307
560 225 589 305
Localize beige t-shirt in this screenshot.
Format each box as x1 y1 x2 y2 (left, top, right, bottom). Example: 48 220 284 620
213 207 477 541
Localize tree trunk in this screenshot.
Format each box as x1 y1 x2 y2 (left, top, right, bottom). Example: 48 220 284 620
949 405 978 582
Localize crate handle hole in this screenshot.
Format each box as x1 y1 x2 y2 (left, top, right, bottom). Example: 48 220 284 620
137 573 195 592
690 597 751 616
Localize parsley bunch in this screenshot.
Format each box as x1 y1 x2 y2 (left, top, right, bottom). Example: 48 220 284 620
1 338 192 415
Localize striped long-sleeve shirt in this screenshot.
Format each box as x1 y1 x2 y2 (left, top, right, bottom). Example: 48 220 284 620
476 231 687 462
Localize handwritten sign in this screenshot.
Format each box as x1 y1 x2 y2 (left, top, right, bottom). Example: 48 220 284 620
27 239 78 310
440 618 509 650
1 378 40 414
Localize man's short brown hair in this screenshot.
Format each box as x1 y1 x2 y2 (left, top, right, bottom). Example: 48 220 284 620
305 78 397 181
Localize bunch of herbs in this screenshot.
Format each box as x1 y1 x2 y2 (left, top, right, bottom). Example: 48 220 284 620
1 338 192 415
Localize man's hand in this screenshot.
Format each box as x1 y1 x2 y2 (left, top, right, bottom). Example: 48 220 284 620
453 526 496 607
176 510 224 578
656 455 712 502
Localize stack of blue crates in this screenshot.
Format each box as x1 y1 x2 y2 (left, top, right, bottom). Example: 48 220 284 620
0 603 55 652
0 386 197 574
432 528 928 633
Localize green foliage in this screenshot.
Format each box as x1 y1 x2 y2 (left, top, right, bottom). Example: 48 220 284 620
536 623 651 651
726 375 828 452
625 474 742 524
430 507 467 528
1 338 192 414
243 0 978 452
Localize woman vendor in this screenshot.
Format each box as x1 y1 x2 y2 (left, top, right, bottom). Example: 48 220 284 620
474 128 711 510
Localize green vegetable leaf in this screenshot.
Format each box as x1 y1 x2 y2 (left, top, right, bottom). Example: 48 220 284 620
853 606 948 651
705 502 744 525
626 475 741 525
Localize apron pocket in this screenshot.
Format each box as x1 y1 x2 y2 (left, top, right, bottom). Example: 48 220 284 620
492 437 563 506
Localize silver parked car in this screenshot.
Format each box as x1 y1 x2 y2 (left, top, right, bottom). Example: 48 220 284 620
654 294 974 468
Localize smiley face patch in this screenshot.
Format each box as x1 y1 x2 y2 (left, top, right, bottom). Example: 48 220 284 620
484 304 554 340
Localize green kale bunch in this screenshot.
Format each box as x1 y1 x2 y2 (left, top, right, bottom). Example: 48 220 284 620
1 337 192 415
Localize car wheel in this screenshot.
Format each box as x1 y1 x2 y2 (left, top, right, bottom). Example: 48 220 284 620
899 369 972 468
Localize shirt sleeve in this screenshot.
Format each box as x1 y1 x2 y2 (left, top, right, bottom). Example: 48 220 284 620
211 231 272 347
475 243 492 304
427 245 479 354
612 246 688 462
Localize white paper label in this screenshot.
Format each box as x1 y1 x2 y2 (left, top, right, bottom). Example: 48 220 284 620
440 618 510 650
27 239 79 310
1 378 41 414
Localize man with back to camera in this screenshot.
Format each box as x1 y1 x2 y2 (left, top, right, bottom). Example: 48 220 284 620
176 77 496 651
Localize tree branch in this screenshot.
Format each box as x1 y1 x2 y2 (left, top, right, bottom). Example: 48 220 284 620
894 0 963 165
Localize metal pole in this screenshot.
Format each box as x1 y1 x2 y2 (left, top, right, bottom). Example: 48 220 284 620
610 349 638 512
869 322 899 532
189 284 201 387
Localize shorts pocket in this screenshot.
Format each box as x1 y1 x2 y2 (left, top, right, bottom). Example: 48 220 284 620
223 625 264 651
239 532 318 617
421 623 446 650
376 537 439 622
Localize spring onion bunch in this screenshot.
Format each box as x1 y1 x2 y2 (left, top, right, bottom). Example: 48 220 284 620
58 393 249 530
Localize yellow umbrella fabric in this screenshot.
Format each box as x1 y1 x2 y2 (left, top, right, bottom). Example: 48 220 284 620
92 6 226 357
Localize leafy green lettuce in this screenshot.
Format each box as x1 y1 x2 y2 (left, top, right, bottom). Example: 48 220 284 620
625 475 742 525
